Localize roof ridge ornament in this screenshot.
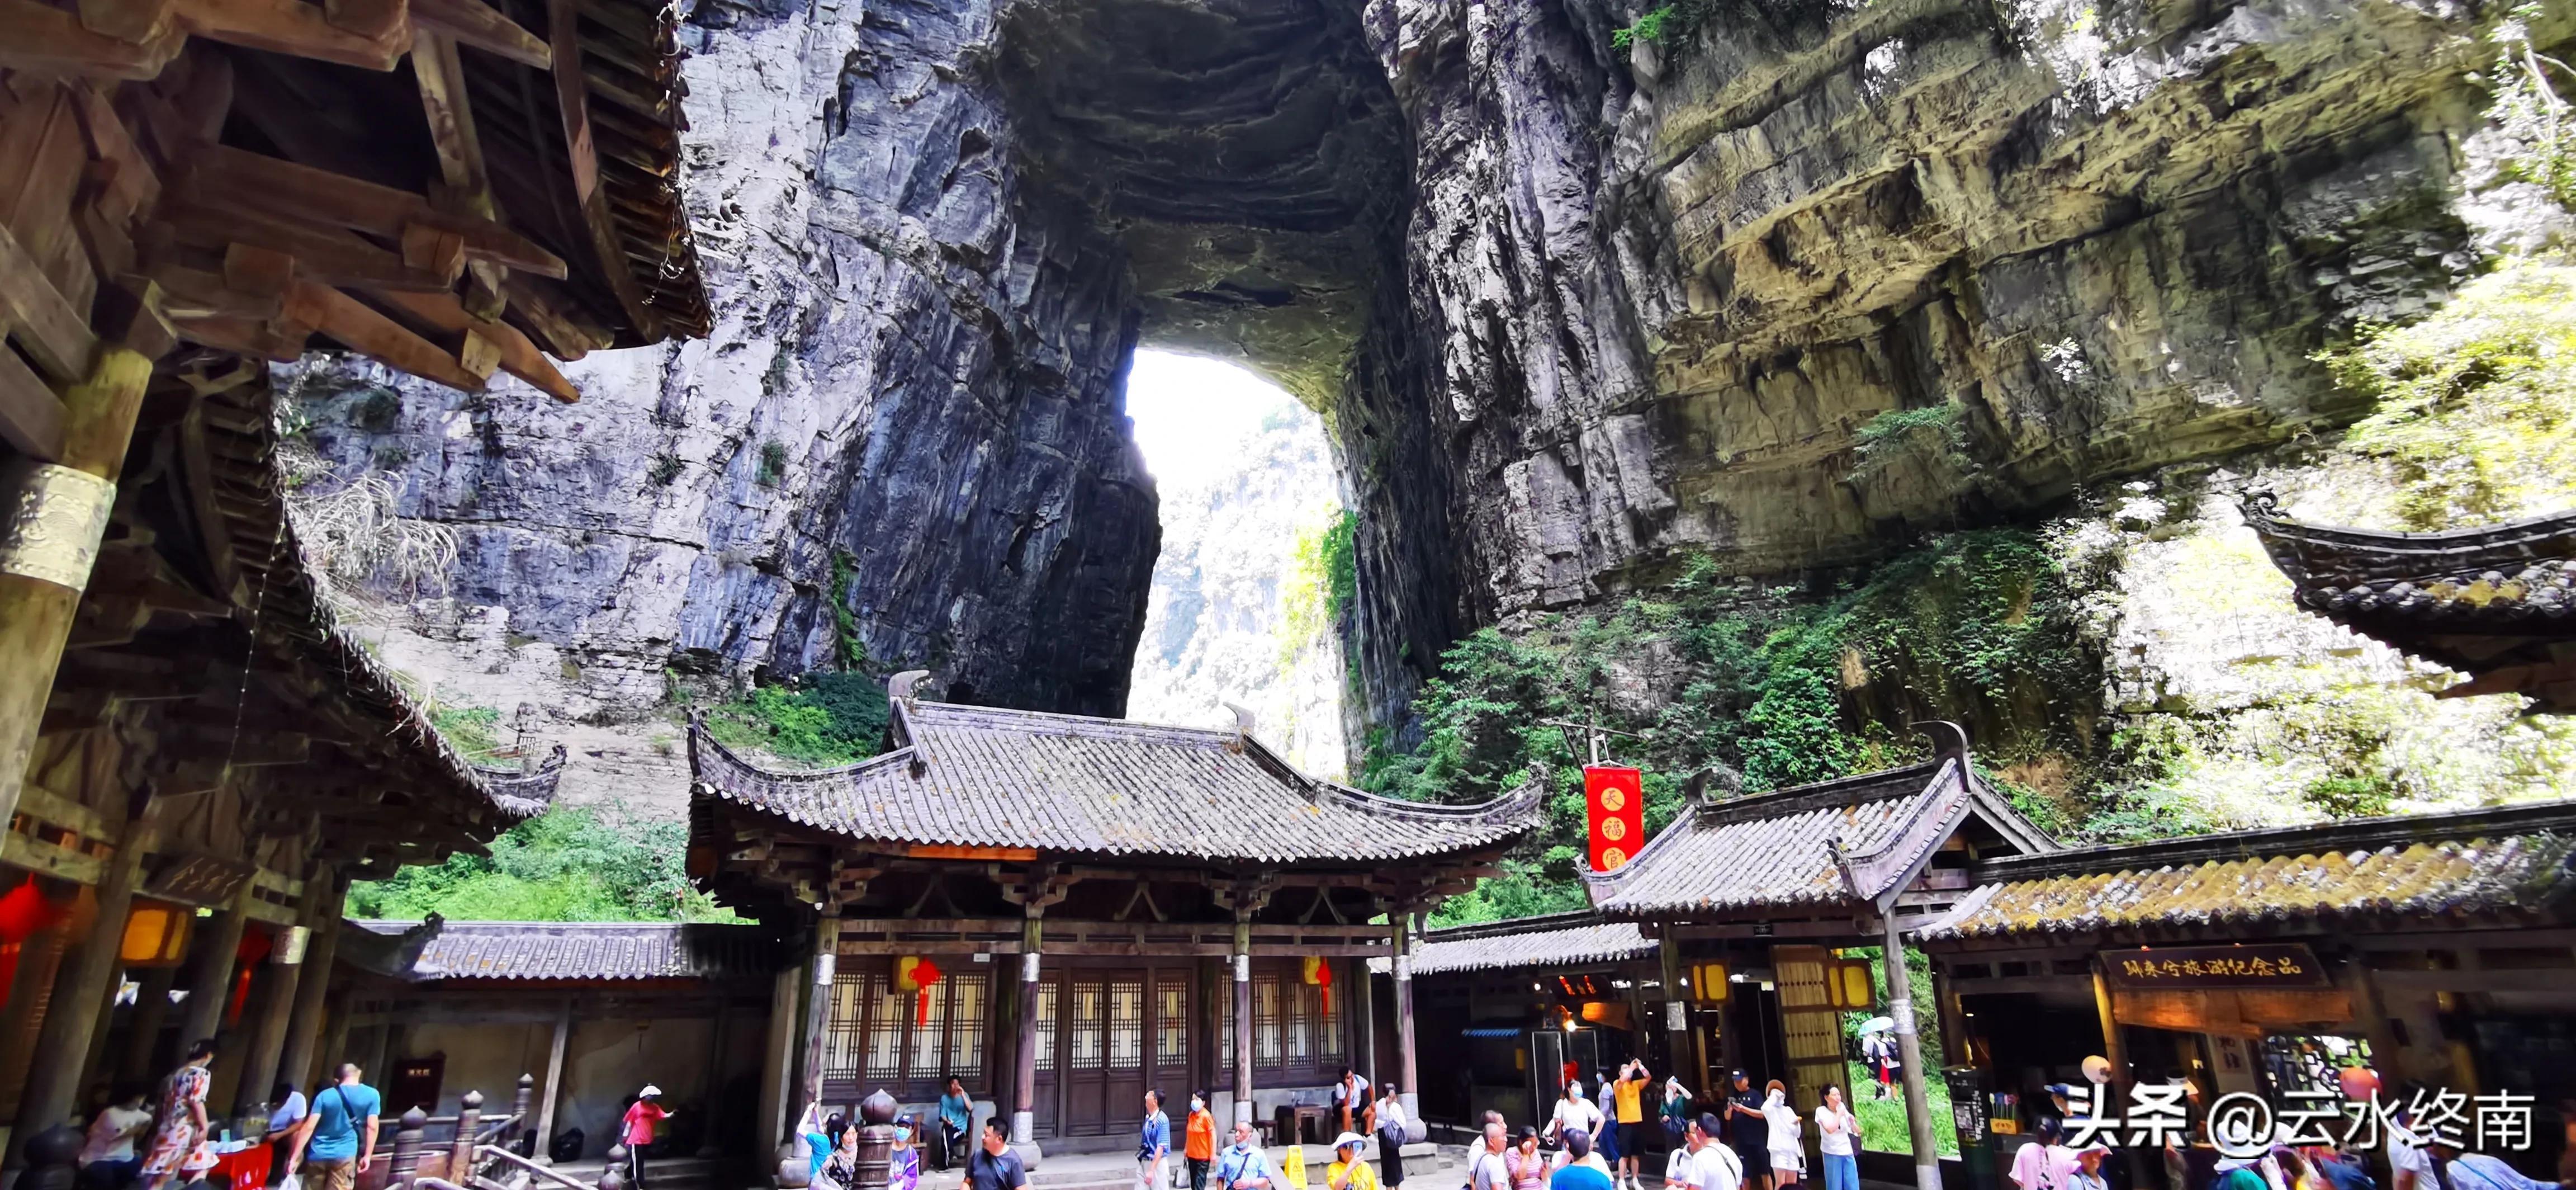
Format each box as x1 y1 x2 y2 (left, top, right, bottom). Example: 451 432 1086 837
1223 700 1254 754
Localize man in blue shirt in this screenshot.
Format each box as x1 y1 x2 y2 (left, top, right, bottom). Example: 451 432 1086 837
1552 1130 1617 1190
1138 1090 1171 1190
1214 1121 1273 1190
286 1064 382 1190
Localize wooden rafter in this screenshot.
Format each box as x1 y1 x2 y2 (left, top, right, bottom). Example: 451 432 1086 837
545 0 657 339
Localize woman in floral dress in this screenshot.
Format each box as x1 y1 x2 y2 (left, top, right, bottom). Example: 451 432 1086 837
140 1041 217 1190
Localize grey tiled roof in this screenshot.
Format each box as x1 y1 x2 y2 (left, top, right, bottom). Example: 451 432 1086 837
347 919 783 982
1366 915 1655 976
1585 760 2049 917
690 700 1542 863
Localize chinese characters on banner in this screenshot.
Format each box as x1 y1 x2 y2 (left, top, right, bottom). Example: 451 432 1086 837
2060 1084 2537 1159
2097 944 2334 990
1585 765 1644 872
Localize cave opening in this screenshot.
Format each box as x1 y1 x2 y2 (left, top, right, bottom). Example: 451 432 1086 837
989 0 1412 763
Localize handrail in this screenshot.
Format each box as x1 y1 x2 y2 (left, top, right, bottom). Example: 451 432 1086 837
475 1114 525 1142
479 1145 591 1190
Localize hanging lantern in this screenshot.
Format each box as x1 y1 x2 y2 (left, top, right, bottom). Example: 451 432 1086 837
897 956 945 1026
0 877 67 991
119 900 193 966
226 929 276 1026
1301 955 1332 1012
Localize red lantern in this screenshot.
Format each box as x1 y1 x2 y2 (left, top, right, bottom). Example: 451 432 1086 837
226 930 275 1027
0 878 65 992
1584 766 1645 872
898 956 945 1026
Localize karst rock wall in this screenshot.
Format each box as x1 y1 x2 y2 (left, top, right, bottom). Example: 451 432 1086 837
311 0 2561 777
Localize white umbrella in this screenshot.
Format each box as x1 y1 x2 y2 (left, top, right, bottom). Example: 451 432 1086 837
1857 1016 1896 1034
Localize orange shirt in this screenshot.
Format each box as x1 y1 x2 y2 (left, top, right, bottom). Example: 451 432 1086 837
1186 1111 1216 1161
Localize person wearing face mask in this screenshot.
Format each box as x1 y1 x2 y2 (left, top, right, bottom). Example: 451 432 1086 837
1760 1083 1801 1189
890 1115 923 1190
1185 1093 1218 1190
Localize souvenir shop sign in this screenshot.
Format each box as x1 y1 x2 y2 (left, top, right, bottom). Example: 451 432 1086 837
2100 944 2331 990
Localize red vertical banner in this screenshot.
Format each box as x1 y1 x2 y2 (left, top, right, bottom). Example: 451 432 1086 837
1585 765 1644 872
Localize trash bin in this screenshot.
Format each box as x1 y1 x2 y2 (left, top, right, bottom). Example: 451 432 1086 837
1944 1067 1999 1190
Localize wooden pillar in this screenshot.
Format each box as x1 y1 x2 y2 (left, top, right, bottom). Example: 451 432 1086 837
311 990 354 1093
1883 916 1939 1190
1353 955 1376 1086
510 1074 536 1155
2091 960 2146 1188
799 913 841 1108
756 967 798 1151
697 1004 728 1156
237 872 335 1123
1011 915 1040 1145
1659 932 1698 1091
0 343 159 833
1391 910 1419 1129
178 886 253 1045
5 803 155 1172
535 999 571 1161
451 1090 484 1177
278 891 345 1104
1230 915 1253 1127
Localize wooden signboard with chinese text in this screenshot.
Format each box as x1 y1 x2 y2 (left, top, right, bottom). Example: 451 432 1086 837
2100 944 2331 991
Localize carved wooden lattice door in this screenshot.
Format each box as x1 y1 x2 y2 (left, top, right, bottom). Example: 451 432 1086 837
1773 945 1845 1119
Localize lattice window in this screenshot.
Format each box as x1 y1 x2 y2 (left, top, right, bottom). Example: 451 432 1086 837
1071 980 1106 1070
1286 980 1313 1066
1219 978 1235 1069
950 974 989 1077
867 972 906 1082
911 976 953 1076
1253 974 1282 1068
1110 979 1145 1068
1036 976 1060 1073
1156 976 1189 1072
1314 970 1344 1066
822 971 873 1089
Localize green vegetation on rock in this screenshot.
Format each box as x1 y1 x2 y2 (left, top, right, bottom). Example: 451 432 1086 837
702 670 891 768
1371 531 2115 925
429 704 506 764
348 806 735 922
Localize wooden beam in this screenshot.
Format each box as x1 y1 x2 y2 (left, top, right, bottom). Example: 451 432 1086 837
0 344 67 461
410 0 546 68
547 0 658 339
500 276 608 358
368 288 577 400
187 143 567 276
301 281 487 392
0 223 102 384
0 0 187 78
1 830 105 885
156 204 454 291
10 784 115 844
79 0 179 44
173 0 410 69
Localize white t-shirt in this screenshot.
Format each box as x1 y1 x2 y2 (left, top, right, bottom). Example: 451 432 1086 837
1334 1076 1371 1107
80 1106 153 1164
1471 1148 1511 1190
1813 1106 1854 1158
1763 1101 1801 1156
1690 1142 1745 1190
1550 1098 1604 1140
2385 1133 2434 1189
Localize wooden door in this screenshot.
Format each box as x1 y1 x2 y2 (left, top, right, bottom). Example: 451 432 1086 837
1065 975 1110 1135
1154 971 1192 1103
1104 973 1148 1134
389 1051 446 1115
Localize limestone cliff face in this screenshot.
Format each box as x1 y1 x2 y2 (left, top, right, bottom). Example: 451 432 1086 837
299 0 1161 790
1334 0 2566 735
307 0 2558 777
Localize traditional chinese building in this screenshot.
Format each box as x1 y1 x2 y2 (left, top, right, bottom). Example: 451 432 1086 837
1364 914 1660 1134
1580 730 2058 1190
685 673 1544 1154
1914 797 2576 1178
2244 495 2576 711
0 0 704 1160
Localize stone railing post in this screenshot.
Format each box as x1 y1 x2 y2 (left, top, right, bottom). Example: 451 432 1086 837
602 1145 630 1190
452 1089 484 1177
389 1107 430 1190
511 1075 536 1155
21 1124 84 1190
855 1091 896 1190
